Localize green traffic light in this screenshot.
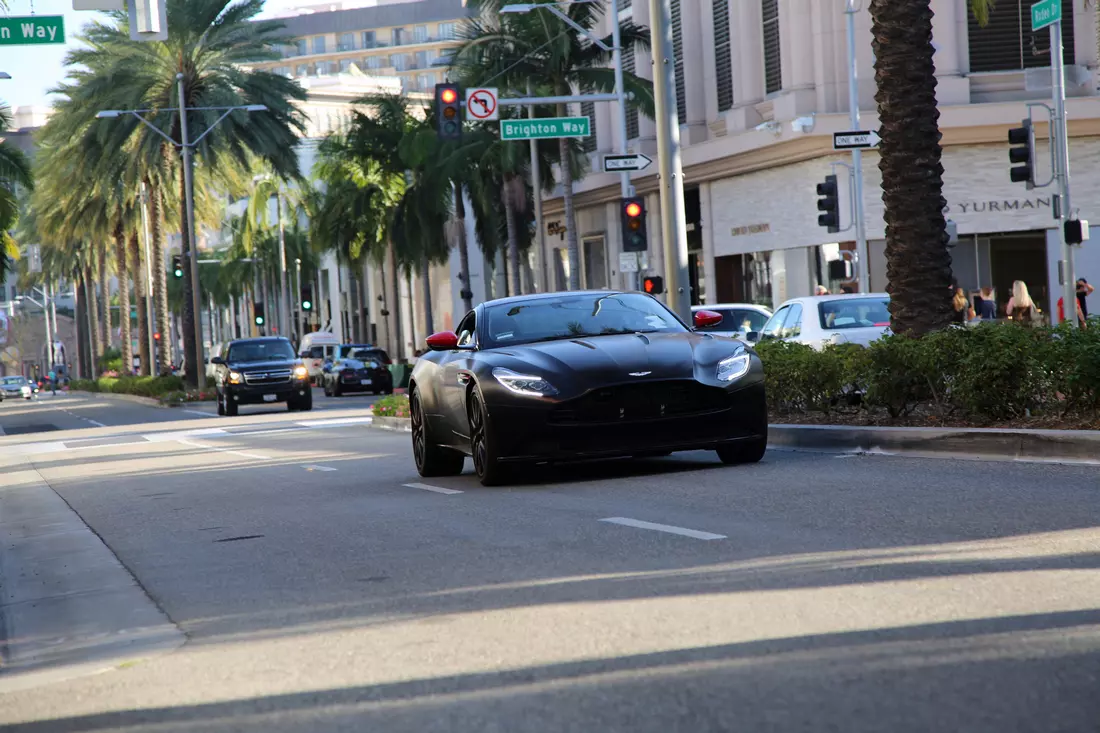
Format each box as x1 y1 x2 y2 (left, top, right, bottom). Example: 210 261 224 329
174 268 183 278
302 300 312 311
254 316 264 325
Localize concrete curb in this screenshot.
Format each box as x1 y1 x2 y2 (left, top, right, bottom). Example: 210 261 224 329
371 416 411 433
769 424 1100 465
0 454 184 692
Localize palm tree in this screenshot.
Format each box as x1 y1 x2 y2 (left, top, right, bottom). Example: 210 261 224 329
870 0 994 336
451 0 654 290
0 104 33 283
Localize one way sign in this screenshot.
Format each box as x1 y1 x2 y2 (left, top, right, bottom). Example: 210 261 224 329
833 130 881 150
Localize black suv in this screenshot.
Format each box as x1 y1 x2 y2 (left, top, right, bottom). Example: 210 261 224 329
211 337 313 416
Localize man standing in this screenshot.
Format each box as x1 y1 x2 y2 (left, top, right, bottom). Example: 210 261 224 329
1077 278 1093 327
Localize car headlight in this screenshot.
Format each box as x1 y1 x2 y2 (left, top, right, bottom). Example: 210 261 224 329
293 365 308 379
717 353 751 383
228 371 242 384
492 367 558 397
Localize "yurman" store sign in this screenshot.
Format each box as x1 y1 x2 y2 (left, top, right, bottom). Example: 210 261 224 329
945 197 1053 214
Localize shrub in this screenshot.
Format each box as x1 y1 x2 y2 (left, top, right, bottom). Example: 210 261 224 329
756 341 869 414
72 375 186 398
159 390 216 405
373 394 410 418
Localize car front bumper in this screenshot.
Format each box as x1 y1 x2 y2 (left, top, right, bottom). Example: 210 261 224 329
224 379 311 405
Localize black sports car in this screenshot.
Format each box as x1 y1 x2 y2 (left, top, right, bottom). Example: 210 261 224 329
409 290 767 486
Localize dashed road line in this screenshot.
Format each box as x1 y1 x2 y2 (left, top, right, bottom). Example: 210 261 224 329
177 438 268 461
182 409 217 417
303 465 338 472
403 482 463 495
599 517 726 541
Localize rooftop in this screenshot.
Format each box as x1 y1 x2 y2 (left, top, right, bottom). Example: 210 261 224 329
270 0 472 37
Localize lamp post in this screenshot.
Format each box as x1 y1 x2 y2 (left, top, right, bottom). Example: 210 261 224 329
96 90 267 388
254 175 292 340
296 257 304 340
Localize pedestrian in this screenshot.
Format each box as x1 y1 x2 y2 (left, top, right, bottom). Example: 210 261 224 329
1006 280 1040 326
977 287 997 320
1077 278 1093 327
815 285 829 296
47 367 56 396
952 287 975 324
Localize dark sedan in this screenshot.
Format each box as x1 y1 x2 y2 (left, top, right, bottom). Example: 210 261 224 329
322 348 394 397
409 291 768 485
210 337 313 416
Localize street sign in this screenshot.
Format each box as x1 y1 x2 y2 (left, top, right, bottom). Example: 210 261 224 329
603 153 653 173
500 117 590 141
0 15 65 45
465 87 499 121
833 130 881 150
1031 0 1061 31
619 252 639 273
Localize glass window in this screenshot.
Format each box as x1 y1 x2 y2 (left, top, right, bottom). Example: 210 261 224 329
760 306 789 340
312 35 327 54
703 309 769 334
781 303 803 338
483 293 686 349
295 64 309 76
338 32 355 50
425 49 437 64
352 348 391 364
415 50 429 68
413 25 428 42
456 313 477 348
438 22 456 40
818 297 891 330
273 66 290 77
762 0 781 94
366 55 382 70
362 30 376 48
339 59 353 72
392 28 405 45
417 73 433 90
390 54 407 70
228 340 296 363
295 38 308 56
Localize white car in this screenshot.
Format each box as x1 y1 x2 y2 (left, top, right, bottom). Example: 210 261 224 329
748 293 892 349
691 303 772 341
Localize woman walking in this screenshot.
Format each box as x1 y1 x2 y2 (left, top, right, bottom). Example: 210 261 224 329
952 287 975 324
1006 280 1040 326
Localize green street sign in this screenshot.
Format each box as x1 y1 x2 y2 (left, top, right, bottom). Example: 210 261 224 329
1031 0 1061 31
0 15 65 45
500 117 591 141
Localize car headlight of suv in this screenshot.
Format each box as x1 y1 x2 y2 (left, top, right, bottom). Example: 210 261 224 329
717 352 751 383
492 367 558 397
228 371 242 384
293 365 308 379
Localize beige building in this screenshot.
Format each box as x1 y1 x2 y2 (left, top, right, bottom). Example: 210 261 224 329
542 0 1100 317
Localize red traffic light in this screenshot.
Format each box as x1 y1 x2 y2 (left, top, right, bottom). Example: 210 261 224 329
642 276 664 295
153 332 161 341
624 201 642 218
440 88 458 104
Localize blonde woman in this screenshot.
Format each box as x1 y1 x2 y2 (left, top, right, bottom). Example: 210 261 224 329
1006 280 1039 325
952 288 975 324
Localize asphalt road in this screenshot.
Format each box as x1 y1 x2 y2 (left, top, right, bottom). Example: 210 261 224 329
2 393 1099 732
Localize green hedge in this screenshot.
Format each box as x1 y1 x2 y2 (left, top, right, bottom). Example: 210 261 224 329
372 394 410 418
755 322 1100 421
70 375 186 398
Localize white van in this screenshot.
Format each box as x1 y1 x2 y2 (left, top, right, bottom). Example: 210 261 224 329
298 331 341 382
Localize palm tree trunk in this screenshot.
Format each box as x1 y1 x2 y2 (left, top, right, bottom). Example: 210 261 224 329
97 240 109 355
420 253 434 337
503 175 522 297
130 231 151 376
455 182 473 313
557 103 580 291
387 240 403 360
85 267 99 377
114 220 133 375
870 0 953 336
177 165 198 387
149 180 171 374
75 270 89 379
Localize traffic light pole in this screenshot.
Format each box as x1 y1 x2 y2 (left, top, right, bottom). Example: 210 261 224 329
845 0 869 294
177 73 205 388
1051 18 1077 328
608 0 641 292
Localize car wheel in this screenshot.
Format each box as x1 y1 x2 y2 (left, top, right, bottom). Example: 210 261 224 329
716 436 767 465
468 386 513 487
411 387 464 477
217 390 226 416
225 395 239 417
333 381 342 398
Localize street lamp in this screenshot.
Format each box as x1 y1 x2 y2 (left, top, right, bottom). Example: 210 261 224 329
0 73 12 80
95 82 268 388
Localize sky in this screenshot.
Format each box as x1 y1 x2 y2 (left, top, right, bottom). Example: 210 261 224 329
3 0 302 111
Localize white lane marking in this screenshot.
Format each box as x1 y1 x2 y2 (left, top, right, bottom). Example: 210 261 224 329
295 417 373 427
183 409 216 417
599 517 726 541
84 418 107 427
177 438 268 461
403 482 463 495
227 427 308 437
303 465 338 472
144 428 228 443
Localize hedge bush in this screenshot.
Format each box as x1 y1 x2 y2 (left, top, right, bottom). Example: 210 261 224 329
755 321 1100 422
373 394 410 418
70 375 185 398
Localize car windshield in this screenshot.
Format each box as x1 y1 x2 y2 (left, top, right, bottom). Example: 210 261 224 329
818 297 891 330
1 376 24 385
228 340 296 363
352 348 390 364
339 359 365 369
707 309 769 333
308 346 326 359
483 293 686 348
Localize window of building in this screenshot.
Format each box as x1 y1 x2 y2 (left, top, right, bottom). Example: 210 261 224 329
273 66 291 77
622 50 639 139
312 35 327 54
339 59 353 72
713 0 733 111
425 49 437 65
362 30 376 48
391 54 407 70
295 38 308 56
316 62 328 75
392 28 405 45
438 22 456 40
295 64 309 76
338 32 355 51
671 0 685 125
414 25 428 42
418 73 434 90
762 0 781 94
968 0 1074 72
415 50 429 68
620 0 631 8
366 55 382 70
580 101 597 153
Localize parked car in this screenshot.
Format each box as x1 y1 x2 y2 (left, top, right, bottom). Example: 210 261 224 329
691 303 772 341
297 331 341 383
748 293 891 349
210 337 313 416
322 347 394 396
410 290 767 486
0 375 35 401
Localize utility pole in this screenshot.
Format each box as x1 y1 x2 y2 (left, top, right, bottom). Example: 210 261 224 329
845 0 869 293
1050 14 1076 327
276 192 291 338
177 73 205 386
647 0 691 320
139 181 156 371
609 0 641 292
527 80 547 293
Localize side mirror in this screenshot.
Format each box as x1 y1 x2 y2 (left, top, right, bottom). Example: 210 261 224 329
693 310 723 329
426 331 459 351
210 356 225 365
745 331 761 344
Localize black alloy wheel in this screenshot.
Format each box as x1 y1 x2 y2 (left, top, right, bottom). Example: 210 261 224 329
411 387 463 477
217 390 226 416
468 386 512 486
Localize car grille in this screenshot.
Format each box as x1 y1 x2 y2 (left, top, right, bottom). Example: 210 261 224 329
243 368 292 385
549 380 731 425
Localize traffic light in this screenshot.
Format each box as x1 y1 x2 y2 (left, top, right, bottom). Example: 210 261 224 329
171 254 183 278
620 197 648 253
300 285 313 312
816 175 840 233
253 302 265 326
1008 119 1035 189
642 276 664 295
435 83 462 141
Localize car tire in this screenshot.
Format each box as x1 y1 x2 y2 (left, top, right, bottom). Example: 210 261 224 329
716 436 767 465
289 390 313 412
411 387 464 477
468 385 513 487
333 381 342 398
225 395 239 417
217 390 226 416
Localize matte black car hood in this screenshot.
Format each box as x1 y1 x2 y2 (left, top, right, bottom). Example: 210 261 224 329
490 332 731 383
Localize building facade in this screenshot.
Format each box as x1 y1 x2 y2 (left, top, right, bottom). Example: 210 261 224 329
540 0 1100 318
